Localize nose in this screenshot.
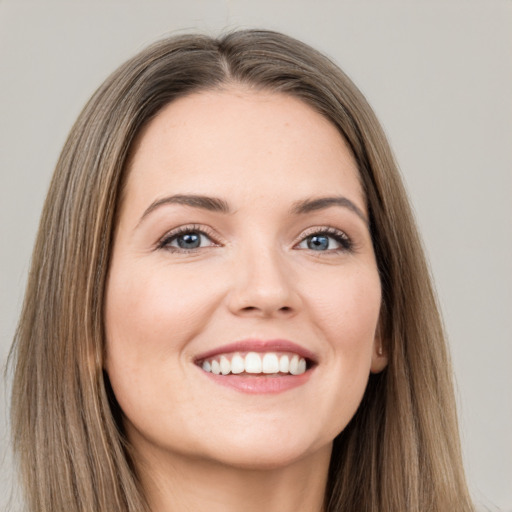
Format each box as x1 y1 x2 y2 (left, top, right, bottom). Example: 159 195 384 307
226 246 301 318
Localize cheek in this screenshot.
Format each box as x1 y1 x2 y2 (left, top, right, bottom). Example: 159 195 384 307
103 262 210 413
307 265 382 347
105 260 220 363
303 266 381 430
103 261 214 435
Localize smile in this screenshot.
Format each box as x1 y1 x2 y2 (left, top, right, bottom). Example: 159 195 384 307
194 339 317 393
200 351 307 376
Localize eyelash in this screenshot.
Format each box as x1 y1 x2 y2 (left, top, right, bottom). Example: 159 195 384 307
157 224 219 252
294 226 353 253
156 224 353 254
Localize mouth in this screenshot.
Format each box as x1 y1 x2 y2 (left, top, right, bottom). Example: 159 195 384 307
194 340 317 393
198 351 310 376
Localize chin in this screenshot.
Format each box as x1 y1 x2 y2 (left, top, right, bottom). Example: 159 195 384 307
192 429 333 471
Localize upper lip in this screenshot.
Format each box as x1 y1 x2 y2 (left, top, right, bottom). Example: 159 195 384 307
194 339 318 364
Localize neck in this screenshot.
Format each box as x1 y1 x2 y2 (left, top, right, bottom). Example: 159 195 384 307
136 444 332 512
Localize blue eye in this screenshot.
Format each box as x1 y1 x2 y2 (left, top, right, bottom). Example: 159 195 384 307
159 229 215 251
174 232 202 249
297 230 351 252
306 234 332 251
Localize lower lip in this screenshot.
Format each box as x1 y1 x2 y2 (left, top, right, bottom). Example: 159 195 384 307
199 369 314 394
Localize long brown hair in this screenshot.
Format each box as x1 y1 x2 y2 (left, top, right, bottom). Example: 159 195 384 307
9 29 474 511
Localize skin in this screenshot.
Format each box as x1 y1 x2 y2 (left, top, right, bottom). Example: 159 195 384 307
104 87 387 512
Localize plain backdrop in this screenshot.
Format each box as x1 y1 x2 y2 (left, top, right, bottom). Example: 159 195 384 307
1 1 511 511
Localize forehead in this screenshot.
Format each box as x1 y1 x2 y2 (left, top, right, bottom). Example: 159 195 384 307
123 87 365 215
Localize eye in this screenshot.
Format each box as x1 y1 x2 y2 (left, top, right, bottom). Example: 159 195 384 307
296 228 352 252
158 226 217 252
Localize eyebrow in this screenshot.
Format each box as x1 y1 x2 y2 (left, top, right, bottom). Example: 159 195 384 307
138 193 367 226
138 194 231 225
290 196 368 224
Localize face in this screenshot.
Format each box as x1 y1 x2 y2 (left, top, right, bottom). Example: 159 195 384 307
105 88 386 471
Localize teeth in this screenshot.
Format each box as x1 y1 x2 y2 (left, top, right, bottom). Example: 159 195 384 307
220 355 231 375
279 354 289 373
289 355 307 375
211 359 221 375
289 354 299 375
200 352 307 376
231 354 245 374
245 352 262 373
262 353 279 373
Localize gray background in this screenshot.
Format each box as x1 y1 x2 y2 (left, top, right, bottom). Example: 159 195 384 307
1 1 511 510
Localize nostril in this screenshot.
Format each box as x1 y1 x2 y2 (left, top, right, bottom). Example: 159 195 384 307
238 305 293 315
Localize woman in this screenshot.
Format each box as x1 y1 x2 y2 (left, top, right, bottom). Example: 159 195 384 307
9 29 474 511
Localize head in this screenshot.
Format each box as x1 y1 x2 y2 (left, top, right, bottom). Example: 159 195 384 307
10 29 472 511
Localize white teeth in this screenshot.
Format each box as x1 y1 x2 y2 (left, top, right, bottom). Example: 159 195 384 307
200 352 308 376
279 355 290 373
220 355 230 375
231 354 245 374
262 353 279 373
289 354 300 375
211 359 221 375
245 352 262 373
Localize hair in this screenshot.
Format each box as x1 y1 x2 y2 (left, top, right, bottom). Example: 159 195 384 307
9 29 474 511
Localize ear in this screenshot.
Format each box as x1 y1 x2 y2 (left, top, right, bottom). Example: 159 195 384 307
370 322 388 374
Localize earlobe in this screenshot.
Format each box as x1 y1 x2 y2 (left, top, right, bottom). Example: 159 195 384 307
370 324 388 374
370 342 388 373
